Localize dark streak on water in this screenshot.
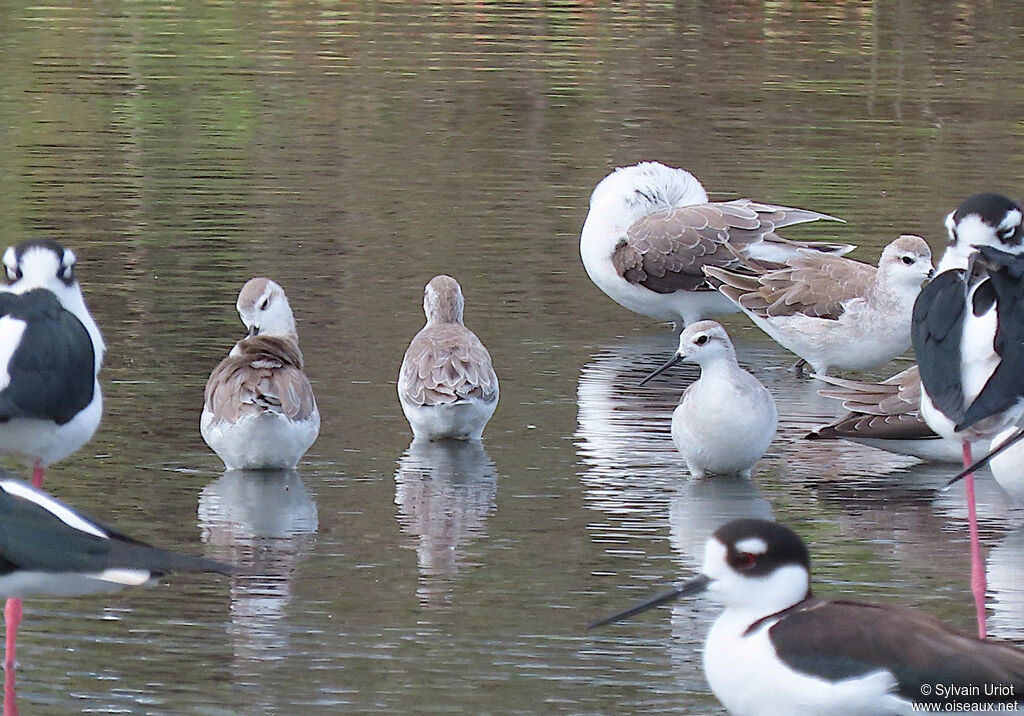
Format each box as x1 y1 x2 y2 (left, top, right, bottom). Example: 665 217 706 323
2 2 1024 713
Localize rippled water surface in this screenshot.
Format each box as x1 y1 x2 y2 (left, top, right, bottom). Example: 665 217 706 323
3 2 1024 713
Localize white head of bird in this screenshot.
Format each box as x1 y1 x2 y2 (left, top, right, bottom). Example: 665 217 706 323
938 193 1024 273
581 162 709 247
676 320 738 366
698 520 812 616
2 239 105 364
236 278 297 341
876 234 934 290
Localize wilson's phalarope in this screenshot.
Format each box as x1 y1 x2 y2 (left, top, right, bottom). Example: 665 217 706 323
201 278 320 470
705 235 933 375
640 321 776 478
398 275 499 441
580 161 850 327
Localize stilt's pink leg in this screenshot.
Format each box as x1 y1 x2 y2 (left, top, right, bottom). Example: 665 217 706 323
963 440 987 639
30 461 43 489
3 599 20 672
3 651 16 716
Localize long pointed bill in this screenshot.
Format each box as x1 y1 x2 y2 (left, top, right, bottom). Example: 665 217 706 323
944 426 1024 490
639 353 684 387
588 574 712 629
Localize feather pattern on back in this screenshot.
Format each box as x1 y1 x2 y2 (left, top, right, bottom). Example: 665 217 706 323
204 335 316 423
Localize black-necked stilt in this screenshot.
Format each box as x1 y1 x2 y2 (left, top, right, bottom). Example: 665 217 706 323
201 278 320 470
579 161 851 327
592 518 1024 715
398 275 499 442
912 193 1024 637
0 476 231 671
807 365 981 463
0 239 104 488
705 235 933 375
639 321 777 478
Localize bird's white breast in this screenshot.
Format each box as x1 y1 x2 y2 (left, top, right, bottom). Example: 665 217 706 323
704 610 909 716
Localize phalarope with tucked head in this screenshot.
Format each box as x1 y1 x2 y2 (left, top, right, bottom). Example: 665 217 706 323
201 278 320 471
580 161 850 327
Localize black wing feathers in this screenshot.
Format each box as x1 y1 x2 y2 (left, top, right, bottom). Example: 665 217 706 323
912 270 967 424
0 484 231 576
0 290 94 425
769 599 1024 704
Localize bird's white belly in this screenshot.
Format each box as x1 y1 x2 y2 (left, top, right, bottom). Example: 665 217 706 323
747 303 911 374
704 613 909 716
0 382 102 467
0 569 154 599
672 384 776 476
580 247 736 324
989 426 1024 504
201 408 320 470
399 396 497 442
960 304 1001 408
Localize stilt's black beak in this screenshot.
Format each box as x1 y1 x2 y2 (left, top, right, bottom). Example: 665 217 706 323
588 574 711 628
639 353 684 387
248 325 259 339
944 427 1024 490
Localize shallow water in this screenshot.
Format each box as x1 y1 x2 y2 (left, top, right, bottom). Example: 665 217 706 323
3 1 1024 713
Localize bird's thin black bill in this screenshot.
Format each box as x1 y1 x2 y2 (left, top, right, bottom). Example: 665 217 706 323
944 426 1024 489
639 354 683 386
588 574 711 628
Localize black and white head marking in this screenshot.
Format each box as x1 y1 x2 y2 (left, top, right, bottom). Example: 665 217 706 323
945 193 1024 249
3 239 78 287
712 518 811 579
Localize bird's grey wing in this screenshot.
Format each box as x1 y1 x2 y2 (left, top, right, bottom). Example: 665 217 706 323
810 366 937 440
399 326 498 407
708 251 875 320
613 202 793 294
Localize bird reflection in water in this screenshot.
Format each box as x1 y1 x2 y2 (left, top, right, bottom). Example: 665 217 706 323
394 439 498 608
197 470 318 674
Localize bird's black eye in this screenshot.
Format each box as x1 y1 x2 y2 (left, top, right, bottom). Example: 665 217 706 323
901 255 914 265
695 334 709 346
729 552 756 570
259 298 269 311
998 226 1018 241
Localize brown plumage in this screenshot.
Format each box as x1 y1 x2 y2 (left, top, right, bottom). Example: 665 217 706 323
204 335 316 423
768 597 1024 703
809 365 933 441
707 250 876 320
611 199 848 295
400 324 498 408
